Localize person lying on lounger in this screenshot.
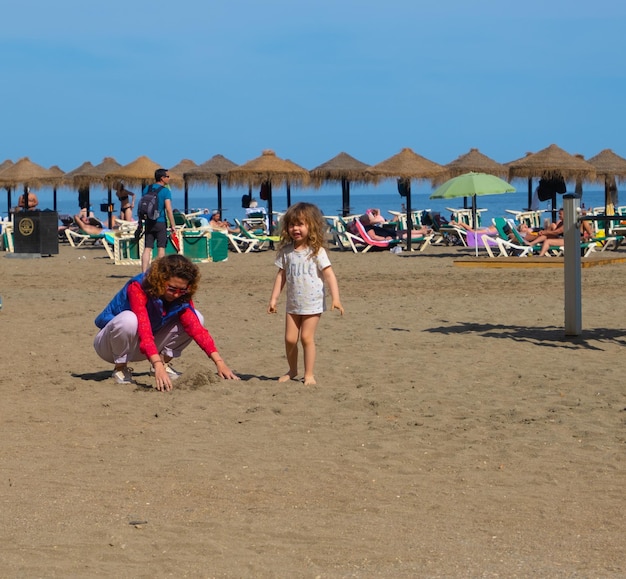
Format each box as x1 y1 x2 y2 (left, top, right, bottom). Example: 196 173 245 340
359 212 431 241
73 213 111 235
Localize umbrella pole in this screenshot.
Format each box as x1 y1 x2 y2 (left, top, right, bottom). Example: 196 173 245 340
527 178 532 210
405 179 412 252
53 187 58 212
184 179 189 214
286 182 291 208
342 178 350 217
472 195 478 257
21 185 28 212
107 186 113 229
217 176 223 215
6 187 12 217
267 181 274 247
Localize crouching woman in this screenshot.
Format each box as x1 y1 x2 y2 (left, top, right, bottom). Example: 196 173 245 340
94 254 239 391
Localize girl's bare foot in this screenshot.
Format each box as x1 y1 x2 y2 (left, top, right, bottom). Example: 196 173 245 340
278 372 297 383
303 375 316 386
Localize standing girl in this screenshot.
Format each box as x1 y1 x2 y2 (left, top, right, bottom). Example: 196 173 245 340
268 202 344 385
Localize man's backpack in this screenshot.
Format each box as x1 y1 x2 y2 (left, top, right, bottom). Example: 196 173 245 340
137 185 164 221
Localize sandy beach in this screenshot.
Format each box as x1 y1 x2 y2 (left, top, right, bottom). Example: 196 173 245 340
1 242 625 577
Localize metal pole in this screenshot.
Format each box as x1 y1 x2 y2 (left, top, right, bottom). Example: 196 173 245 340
217 176 223 215
405 179 412 252
563 194 582 336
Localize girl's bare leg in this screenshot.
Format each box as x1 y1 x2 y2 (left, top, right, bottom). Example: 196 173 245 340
300 314 321 385
279 313 301 382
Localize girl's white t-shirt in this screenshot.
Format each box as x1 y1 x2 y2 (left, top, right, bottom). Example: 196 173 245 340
275 245 331 314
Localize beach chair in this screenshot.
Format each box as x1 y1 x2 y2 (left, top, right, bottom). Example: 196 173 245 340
350 218 433 253
335 218 370 253
425 213 467 246
65 222 115 260
326 216 360 251
233 219 280 250
220 227 261 253
1 220 14 252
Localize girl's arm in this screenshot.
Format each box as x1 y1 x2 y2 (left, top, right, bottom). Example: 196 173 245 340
267 269 286 313
322 266 344 315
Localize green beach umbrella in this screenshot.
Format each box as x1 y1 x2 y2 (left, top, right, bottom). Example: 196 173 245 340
430 171 516 200
431 172 516 255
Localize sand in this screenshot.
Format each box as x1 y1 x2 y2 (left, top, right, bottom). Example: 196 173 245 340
1 243 624 578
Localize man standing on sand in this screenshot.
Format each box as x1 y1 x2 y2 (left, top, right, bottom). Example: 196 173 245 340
137 168 178 272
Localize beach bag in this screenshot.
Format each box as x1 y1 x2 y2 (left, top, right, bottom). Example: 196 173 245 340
259 182 270 201
137 185 164 221
397 178 410 197
537 177 566 202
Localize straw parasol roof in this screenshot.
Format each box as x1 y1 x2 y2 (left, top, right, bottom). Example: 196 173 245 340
89 157 122 185
507 144 596 180
105 156 182 187
443 148 508 183
0 159 14 174
184 154 238 184
46 165 65 187
182 155 239 215
367 148 446 251
586 149 626 180
227 150 309 233
367 147 446 182
169 159 198 183
226 149 309 187
309 152 372 187
63 161 97 188
0 157 56 188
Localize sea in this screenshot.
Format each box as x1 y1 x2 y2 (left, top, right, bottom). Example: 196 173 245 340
1 181 614 225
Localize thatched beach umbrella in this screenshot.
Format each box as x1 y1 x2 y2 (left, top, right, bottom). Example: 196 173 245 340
47 165 65 211
226 150 309 234
587 149 626 215
507 144 596 218
309 152 373 217
0 157 54 212
444 148 508 180
0 159 14 214
442 148 509 213
92 157 122 183
89 157 123 226
106 156 182 189
169 159 198 214
63 161 97 213
184 154 238 215
367 148 446 251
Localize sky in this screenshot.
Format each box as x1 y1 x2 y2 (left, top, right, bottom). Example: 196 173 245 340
3 0 626 176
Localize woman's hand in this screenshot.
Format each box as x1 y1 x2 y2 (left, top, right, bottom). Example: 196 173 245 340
215 360 240 380
153 364 173 392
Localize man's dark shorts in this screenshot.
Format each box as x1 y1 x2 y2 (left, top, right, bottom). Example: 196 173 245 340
145 221 168 249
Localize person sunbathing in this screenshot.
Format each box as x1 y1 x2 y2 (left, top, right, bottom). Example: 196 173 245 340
359 212 431 241
448 220 499 236
537 223 596 256
73 213 110 235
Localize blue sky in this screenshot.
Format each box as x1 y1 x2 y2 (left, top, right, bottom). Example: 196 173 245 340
3 0 626 174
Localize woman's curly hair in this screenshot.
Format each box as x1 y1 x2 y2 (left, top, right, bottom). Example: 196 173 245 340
142 254 200 301
278 202 327 256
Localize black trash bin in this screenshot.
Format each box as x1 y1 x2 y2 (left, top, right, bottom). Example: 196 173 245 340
14 210 59 255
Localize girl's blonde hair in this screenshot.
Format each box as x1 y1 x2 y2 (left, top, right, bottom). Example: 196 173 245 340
278 202 327 256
